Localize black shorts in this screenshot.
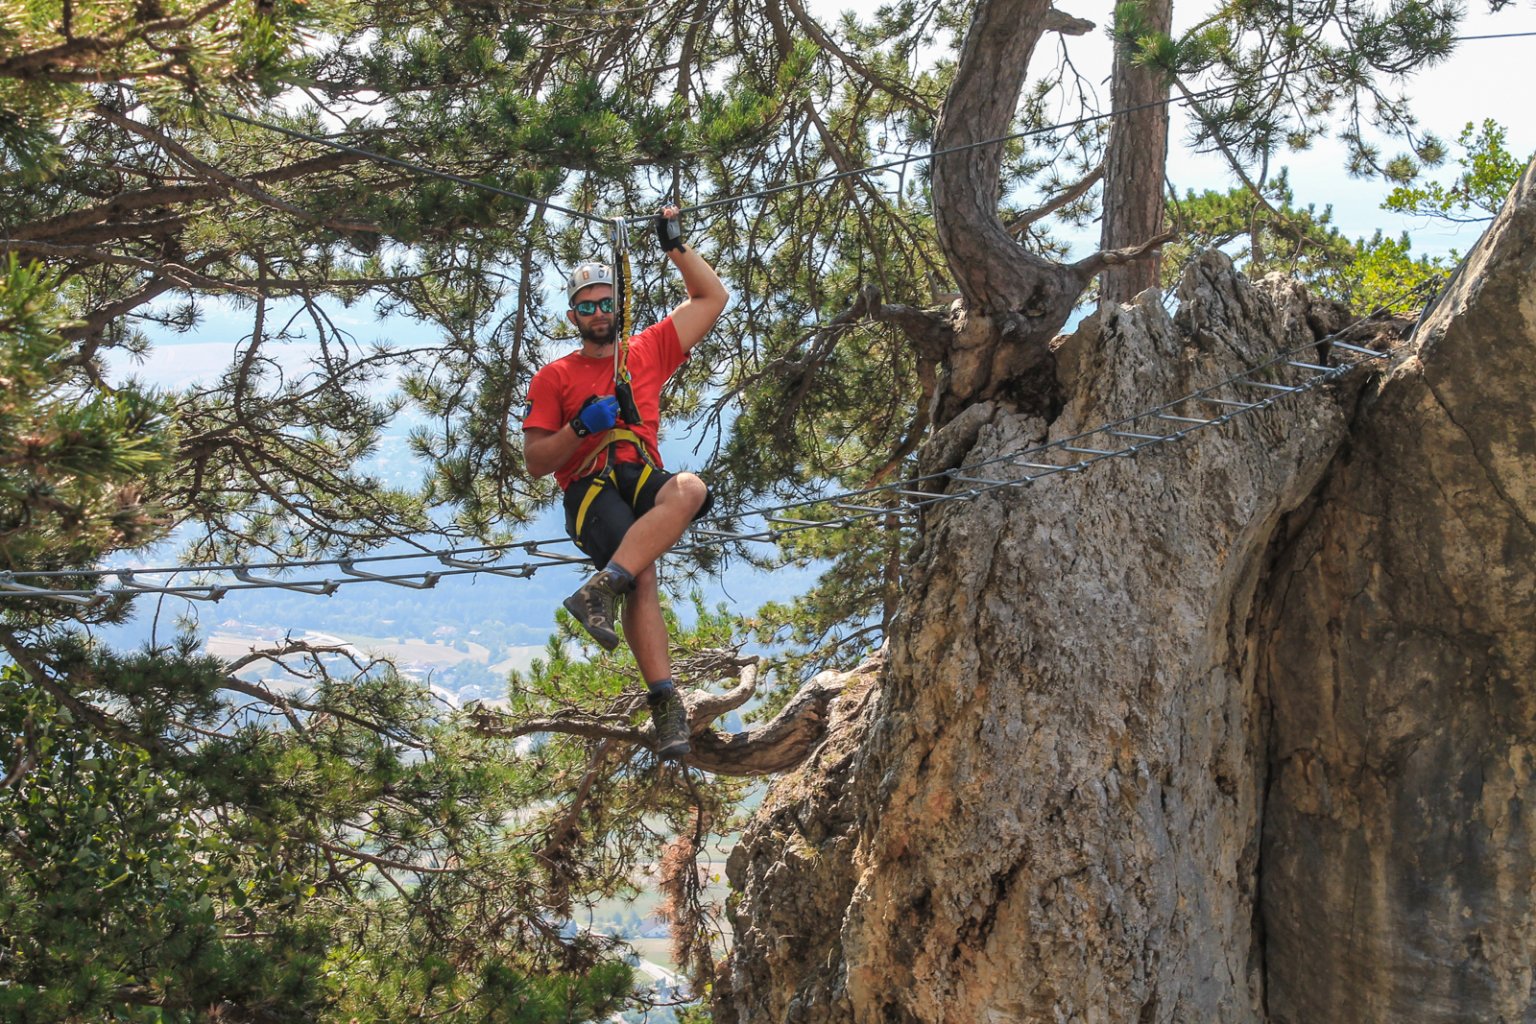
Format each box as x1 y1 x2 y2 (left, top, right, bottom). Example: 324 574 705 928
562 462 713 569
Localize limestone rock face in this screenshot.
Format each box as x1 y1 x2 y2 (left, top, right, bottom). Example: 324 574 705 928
715 660 881 1024
717 163 1536 1023
1259 163 1536 1023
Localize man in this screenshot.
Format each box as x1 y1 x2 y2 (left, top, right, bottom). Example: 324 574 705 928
522 207 728 760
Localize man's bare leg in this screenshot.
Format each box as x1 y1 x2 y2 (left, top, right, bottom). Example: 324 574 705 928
560 473 707 652
564 473 708 759
622 566 670 683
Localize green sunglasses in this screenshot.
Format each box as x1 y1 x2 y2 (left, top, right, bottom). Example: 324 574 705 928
573 298 614 315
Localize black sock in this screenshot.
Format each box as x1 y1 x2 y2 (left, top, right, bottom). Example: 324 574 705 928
647 678 676 704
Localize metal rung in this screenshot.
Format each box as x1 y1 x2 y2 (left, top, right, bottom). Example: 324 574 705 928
1237 380 1303 393
1153 413 1215 424
1197 397 1259 409
523 546 588 564
150 585 225 602
949 474 1013 487
1109 430 1167 441
736 530 781 543
766 516 826 528
710 526 779 541
340 560 440 590
480 565 536 579
693 527 773 542
832 502 893 515
439 553 511 570
692 527 751 539
0 580 105 606
234 568 339 595
1286 359 1333 372
1062 445 1117 456
115 571 229 602
1331 341 1386 357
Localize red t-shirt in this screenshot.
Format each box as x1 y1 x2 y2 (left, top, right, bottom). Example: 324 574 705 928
523 317 687 490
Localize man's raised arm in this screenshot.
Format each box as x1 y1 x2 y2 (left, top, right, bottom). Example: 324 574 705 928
655 207 727 354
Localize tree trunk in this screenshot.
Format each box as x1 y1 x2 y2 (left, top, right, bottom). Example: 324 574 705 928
1099 0 1173 308
927 0 1092 427
714 167 1536 1022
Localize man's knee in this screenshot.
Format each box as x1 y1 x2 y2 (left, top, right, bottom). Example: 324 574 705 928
661 472 709 516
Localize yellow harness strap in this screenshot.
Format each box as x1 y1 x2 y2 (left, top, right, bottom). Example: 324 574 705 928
575 221 652 544
571 428 660 539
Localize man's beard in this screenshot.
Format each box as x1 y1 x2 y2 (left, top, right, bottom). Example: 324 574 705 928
578 320 616 345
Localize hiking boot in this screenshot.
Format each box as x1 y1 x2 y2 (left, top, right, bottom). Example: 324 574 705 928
561 567 631 651
649 690 691 760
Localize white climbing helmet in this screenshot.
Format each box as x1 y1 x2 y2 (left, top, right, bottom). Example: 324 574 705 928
566 262 613 306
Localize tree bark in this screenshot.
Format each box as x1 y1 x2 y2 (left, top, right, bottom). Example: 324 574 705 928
717 255 1364 1021
1098 0 1173 307
715 167 1536 1022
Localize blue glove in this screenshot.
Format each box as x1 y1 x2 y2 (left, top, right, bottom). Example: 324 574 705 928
571 395 619 437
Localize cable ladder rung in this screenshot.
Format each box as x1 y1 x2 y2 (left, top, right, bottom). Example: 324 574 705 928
522 546 587 565
1330 341 1386 357
233 567 339 595
340 559 440 590
691 527 759 540
1235 379 1304 393
0 578 103 606
117 571 228 601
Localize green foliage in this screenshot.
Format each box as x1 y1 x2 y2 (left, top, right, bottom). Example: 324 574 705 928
1319 230 1447 313
1384 118 1532 222
1167 171 1451 313
0 256 173 578
0 648 641 1022
0 663 329 1024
